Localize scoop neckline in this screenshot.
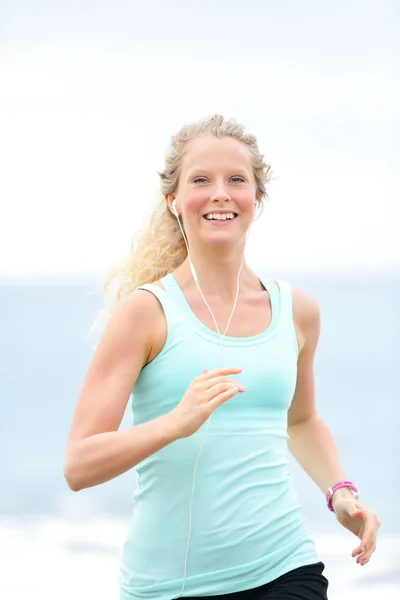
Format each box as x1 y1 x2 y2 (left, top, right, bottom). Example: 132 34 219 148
161 272 281 346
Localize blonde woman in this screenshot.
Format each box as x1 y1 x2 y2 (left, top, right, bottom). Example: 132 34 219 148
64 115 380 600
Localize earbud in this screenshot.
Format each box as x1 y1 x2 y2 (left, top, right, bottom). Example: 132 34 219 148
172 200 179 218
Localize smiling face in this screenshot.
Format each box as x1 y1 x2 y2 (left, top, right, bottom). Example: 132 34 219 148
169 136 258 248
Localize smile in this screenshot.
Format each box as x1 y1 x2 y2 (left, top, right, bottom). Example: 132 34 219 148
203 212 238 221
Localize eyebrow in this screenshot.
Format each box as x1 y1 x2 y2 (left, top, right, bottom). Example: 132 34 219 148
186 167 250 178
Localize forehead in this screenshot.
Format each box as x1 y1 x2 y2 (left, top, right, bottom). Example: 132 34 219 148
181 136 253 174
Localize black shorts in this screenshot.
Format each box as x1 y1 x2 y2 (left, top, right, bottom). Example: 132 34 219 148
183 562 329 600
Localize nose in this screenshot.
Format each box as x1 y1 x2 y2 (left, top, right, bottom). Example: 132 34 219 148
210 180 231 203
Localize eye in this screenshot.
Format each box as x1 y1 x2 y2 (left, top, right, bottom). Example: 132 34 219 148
231 176 246 183
192 177 208 184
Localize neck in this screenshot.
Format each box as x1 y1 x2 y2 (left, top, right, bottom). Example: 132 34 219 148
176 245 254 302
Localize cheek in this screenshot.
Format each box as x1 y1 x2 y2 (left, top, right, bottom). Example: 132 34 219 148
236 190 256 211
181 188 206 214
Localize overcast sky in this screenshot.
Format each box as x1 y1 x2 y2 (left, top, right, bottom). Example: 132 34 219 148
1 0 398 280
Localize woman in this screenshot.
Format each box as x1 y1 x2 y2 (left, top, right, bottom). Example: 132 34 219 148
64 115 380 600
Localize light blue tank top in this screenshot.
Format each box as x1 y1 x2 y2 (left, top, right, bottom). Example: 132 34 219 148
119 273 319 599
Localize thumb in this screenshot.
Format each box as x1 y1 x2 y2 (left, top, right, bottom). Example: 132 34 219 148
349 509 365 519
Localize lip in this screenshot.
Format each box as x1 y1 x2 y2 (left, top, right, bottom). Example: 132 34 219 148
203 219 236 226
202 210 238 217
202 211 238 226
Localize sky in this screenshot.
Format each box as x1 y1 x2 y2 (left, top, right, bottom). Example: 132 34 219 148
0 0 399 280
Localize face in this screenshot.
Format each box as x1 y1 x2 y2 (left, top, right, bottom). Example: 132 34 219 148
168 136 258 247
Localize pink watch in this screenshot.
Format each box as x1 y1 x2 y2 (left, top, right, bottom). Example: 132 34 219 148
326 481 360 512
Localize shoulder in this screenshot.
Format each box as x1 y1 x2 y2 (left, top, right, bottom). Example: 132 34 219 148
110 283 166 331
121 283 163 312
289 284 321 353
100 284 167 364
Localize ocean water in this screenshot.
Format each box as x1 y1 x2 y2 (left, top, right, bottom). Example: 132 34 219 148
1 270 399 597
0 515 399 600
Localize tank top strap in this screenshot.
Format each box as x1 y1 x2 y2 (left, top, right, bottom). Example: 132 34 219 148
160 273 175 288
159 272 183 299
275 279 299 355
257 275 281 323
274 279 292 318
136 282 182 337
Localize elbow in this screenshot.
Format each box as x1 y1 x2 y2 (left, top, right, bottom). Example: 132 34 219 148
63 464 81 492
288 411 319 431
63 451 85 492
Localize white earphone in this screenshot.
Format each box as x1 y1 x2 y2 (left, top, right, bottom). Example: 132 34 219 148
172 199 179 218
170 197 256 599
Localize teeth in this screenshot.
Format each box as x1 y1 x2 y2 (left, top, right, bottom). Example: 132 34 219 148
205 213 236 221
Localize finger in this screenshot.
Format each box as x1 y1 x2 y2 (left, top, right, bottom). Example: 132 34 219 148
353 514 379 563
363 541 377 564
199 375 245 393
358 514 378 555
357 540 377 565
352 544 366 557
350 512 367 557
209 386 240 408
197 367 242 381
357 527 378 563
205 382 244 401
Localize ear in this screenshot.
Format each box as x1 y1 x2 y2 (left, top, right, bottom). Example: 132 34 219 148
165 194 177 215
254 199 263 220
255 189 263 203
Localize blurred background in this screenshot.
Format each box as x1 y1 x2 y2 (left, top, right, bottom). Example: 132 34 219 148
1 1 399 598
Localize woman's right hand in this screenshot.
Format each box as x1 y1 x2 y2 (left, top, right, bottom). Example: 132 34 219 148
169 367 245 439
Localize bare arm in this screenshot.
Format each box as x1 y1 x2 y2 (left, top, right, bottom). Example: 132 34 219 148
63 289 180 492
287 287 352 506
288 286 381 566
63 288 243 492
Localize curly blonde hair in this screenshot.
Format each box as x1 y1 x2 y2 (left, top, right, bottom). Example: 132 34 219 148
92 114 272 331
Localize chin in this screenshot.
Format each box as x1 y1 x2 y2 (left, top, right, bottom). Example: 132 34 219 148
200 231 243 248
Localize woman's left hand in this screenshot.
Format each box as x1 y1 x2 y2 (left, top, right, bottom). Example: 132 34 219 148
332 497 381 566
